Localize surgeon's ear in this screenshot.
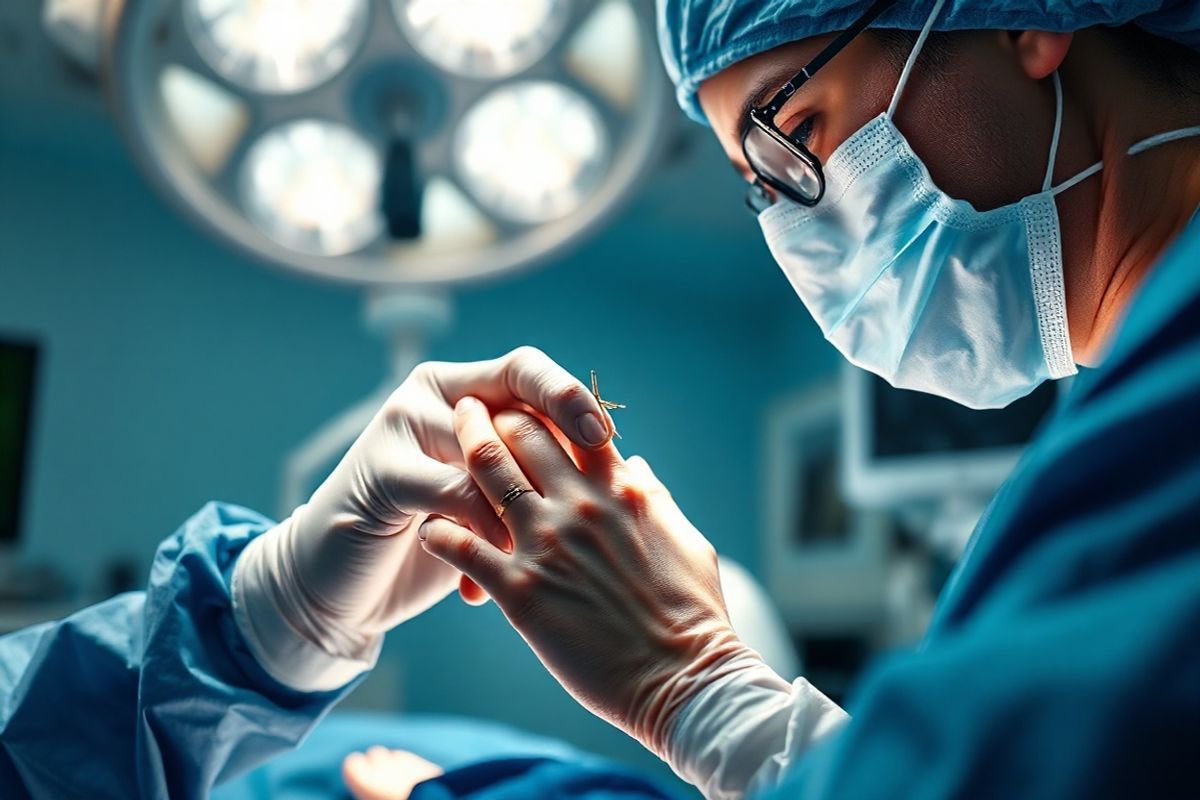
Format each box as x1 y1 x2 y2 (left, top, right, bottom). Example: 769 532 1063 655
1011 31 1073 80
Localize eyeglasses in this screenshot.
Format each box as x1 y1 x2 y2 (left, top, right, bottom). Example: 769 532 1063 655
742 0 898 213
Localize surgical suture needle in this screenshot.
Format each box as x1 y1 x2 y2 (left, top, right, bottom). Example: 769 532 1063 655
590 369 626 439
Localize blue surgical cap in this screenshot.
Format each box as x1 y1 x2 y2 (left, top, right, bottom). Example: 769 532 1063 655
658 0 1200 124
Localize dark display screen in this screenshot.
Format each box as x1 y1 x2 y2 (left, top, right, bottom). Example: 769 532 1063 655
871 374 1057 458
0 340 38 544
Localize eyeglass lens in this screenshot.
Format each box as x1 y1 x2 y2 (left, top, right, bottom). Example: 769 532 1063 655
743 125 822 203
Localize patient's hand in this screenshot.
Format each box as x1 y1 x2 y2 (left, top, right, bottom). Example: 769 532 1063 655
342 747 444 800
419 404 742 757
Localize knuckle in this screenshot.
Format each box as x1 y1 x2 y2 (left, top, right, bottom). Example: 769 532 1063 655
452 533 481 563
503 570 541 619
507 569 537 600
386 361 442 418
527 523 561 549
408 360 440 383
508 345 546 366
494 410 542 441
614 482 650 514
551 381 588 409
381 397 407 428
465 440 509 472
380 392 418 431
571 497 605 522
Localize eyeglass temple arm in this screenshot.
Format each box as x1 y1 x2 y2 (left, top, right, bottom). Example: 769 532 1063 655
762 0 900 113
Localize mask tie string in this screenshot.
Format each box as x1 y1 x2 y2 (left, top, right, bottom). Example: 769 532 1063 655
1127 125 1200 155
886 0 947 120
1052 120 1200 198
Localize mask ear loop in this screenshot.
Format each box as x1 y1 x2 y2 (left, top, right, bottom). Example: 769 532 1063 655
1041 72 1064 192
886 0 947 120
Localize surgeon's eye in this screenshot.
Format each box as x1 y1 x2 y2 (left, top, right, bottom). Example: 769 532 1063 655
783 116 815 147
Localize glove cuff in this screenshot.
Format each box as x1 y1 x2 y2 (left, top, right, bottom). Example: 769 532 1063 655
660 652 848 800
231 523 381 693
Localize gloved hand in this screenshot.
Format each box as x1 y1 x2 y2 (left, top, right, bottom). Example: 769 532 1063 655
232 348 613 691
417 400 765 760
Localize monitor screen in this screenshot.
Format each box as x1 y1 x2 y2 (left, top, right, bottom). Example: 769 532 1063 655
0 340 38 544
870 375 1057 459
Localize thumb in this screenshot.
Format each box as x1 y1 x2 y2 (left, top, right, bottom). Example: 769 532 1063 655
419 516 508 598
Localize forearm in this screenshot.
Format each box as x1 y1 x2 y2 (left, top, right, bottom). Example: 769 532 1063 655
660 652 849 800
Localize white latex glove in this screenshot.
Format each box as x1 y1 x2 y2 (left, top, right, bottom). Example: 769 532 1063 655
232 348 612 691
417 402 765 762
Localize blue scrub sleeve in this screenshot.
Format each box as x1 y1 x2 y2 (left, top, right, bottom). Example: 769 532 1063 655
766 550 1200 799
0 502 357 799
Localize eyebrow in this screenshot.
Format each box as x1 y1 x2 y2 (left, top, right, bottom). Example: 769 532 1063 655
734 66 810 148
732 0 898 148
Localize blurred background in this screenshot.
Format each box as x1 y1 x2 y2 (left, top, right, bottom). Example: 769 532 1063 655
0 0 1059 794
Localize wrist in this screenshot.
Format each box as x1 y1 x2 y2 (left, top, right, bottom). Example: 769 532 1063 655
231 521 381 693
657 651 849 800
629 624 753 758
658 648 796 800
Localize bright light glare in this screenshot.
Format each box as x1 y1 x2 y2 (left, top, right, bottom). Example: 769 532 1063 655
241 120 382 255
456 82 608 224
565 0 641 109
160 65 249 174
398 0 568 78
185 0 368 93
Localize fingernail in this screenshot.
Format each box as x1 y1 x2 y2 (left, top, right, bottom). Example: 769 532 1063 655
417 520 432 541
576 412 608 447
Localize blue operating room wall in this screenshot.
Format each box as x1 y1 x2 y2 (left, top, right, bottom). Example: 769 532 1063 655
0 99 834 785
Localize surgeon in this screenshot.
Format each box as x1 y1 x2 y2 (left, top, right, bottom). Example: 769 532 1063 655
410 1 1200 798
2 3 1198 800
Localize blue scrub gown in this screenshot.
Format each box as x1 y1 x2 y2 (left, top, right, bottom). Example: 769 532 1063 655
0 503 356 799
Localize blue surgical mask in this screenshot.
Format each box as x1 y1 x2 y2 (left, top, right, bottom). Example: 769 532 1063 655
758 0 1200 409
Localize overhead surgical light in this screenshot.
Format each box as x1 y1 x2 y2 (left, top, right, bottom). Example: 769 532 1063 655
456 81 608 224
240 119 383 255
99 0 671 511
105 0 667 285
398 0 569 79
183 0 370 94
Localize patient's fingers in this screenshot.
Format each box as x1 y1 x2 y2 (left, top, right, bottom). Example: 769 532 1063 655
454 396 542 534
492 409 586 495
342 747 444 800
420 517 510 601
569 429 626 481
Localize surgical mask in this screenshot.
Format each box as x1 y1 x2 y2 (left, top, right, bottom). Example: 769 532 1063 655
758 0 1200 409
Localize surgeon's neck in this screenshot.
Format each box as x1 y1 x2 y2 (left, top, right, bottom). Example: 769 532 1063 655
1056 30 1200 366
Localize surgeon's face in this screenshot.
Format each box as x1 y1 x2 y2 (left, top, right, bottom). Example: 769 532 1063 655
698 30 1062 212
